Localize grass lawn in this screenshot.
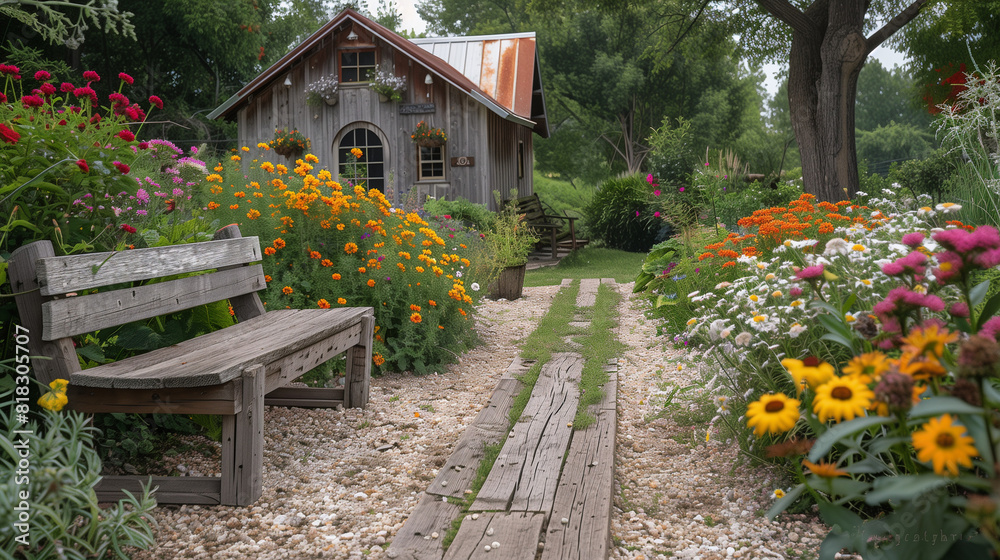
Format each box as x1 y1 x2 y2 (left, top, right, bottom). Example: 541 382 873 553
524 246 646 286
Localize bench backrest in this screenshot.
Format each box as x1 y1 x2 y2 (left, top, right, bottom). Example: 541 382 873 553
8 224 265 384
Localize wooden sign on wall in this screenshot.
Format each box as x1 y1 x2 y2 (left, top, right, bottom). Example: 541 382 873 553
399 103 436 114
451 157 475 167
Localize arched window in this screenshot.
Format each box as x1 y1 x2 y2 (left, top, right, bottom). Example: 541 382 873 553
338 128 385 191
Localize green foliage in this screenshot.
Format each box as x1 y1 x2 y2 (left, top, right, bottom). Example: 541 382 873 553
855 59 932 132
423 197 495 232
482 192 539 270
585 174 662 253
855 122 935 169
573 283 622 429
531 170 592 232
92 412 202 469
646 117 697 188
888 149 958 204
0 0 135 48
713 180 803 231
1 388 157 558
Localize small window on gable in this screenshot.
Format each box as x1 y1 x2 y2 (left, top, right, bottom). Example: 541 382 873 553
341 50 376 82
418 145 445 180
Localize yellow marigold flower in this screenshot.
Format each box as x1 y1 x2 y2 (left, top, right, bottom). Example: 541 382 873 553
772 290 782 298
912 414 978 477
257 142 270 150
260 162 275 173
367 279 376 288
745 392 801 437
38 387 69 411
432 266 443 276
802 460 848 478
373 353 385 366
282 286 293 295
686 318 697 326
852 244 865 252
782 357 835 394
276 164 288 174
337 223 346 231
337 297 346 305
317 299 331 309
813 376 874 423
345 242 358 254
410 312 422 323
247 209 261 220
351 147 363 158
332 273 342 280
241 146 250 152
305 153 319 163
231 154 241 162
415 266 425 273
214 164 224 172
206 173 223 182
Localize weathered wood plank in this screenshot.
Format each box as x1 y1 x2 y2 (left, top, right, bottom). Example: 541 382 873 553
221 364 264 506
36 237 262 296
95 476 221 505
471 353 581 513
7 240 81 385
264 386 345 408
386 493 463 560
344 311 374 408
540 395 616 559
263 322 362 393
70 308 368 388
67 381 242 415
500 356 533 381
42 265 266 340
213 225 266 321
442 512 544 560
426 377 521 498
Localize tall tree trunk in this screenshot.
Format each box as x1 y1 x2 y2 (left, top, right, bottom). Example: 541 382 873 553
757 0 929 202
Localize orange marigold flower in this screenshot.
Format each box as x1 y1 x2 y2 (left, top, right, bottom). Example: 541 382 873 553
273 238 286 249
229 204 239 210
718 249 739 259
459 308 467 316
722 261 736 268
337 297 346 305
282 286 293 295
699 252 715 261
359 267 366 274
373 353 385 366
321 259 333 267
207 201 220 210
345 242 358 254
428 300 437 306
410 312 422 323
367 279 376 287
397 263 406 271
332 273 342 280
309 251 322 259
410 304 421 312
264 275 272 282
264 247 276 256
247 209 261 220
317 299 331 309
234 191 246 198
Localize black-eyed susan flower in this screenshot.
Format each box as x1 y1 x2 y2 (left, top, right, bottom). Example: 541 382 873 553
746 393 801 437
812 376 874 423
912 414 978 476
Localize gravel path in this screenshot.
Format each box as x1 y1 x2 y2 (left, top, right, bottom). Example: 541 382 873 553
130 282 827 559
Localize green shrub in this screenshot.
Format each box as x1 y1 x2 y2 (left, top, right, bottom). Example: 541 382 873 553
423 197 495 232
585 174 663 253
713 180 802 230
1 385 157 558
887 149 957 204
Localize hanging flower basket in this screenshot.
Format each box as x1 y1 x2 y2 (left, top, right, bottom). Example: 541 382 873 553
270 128 310 160
410 120 447 148
416 137 443 148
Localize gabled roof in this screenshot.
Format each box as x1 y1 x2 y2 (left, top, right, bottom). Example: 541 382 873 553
208 9 548 137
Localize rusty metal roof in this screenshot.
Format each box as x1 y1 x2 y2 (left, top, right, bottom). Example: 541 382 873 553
410 34 546 129
208 9 548 136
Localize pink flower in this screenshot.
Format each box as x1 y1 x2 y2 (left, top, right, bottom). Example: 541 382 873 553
795 265 825 280
39 83 55 96
881 251 927 277
34 70 51 82
635 211 640 217
60 82 75 93
0 92 5 103
789 286 803 298
654 211 660 217
117 130 136 142
0 64 21 76
148 95 163 110
138 141 149 150
21 94 44 108
678 187 685 192
901 232 925 248
118 72 134 85
125 106 140 120
76 159 89 173
73 86 98 105
653 189 661 196
113 161 131 174
109 92 129 107
949 302 969 318
981 317 1000 341
704 162 710 166
82 70 100 82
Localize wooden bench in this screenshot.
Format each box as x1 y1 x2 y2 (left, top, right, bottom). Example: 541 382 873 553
9 224 374 506
505 193 587 259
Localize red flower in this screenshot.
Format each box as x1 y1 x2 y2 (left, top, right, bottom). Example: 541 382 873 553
60 82 74 93
125 106 140 120
109 92 129 107
0 64 20 76
148 95 163 110
76 159 89 173
39 83 56 96
138 141 149 150
120 224 137 234
117 130 135 142
130 104 146 121
82 70 100 82
57 119 67 126
118 72 134 85
113 161 130 174
0 123 20 144
73 87 98 104
0 92 6 103
21 95 44 108
34 70 51 82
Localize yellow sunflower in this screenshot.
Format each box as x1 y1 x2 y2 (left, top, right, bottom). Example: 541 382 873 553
745 393 801 437
842 352 891 384
782 357 836 394
902 324 959 359
802 460 848 478
813 376 874 423
912 414 978 476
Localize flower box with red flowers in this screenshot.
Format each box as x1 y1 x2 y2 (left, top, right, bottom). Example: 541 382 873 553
409 120 447 148
270 128 311 157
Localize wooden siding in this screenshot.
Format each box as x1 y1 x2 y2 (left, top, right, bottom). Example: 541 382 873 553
235 32 531 210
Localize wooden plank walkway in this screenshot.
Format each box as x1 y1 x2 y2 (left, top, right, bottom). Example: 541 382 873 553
387 279 618 560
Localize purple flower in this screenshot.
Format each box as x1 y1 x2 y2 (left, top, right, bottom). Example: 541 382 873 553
136 188 150 205
881 251 927 277
635 211 640 217
901 232 925 248
795 265 825 280
172 187 184 196
679 187 685 193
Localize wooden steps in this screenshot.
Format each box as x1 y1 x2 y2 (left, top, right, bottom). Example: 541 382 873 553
387 279 618 560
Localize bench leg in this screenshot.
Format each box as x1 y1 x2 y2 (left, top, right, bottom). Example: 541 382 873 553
344 313 374 409
221 365 264 506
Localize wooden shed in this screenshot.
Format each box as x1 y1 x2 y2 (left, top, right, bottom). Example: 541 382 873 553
208 8 549 210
